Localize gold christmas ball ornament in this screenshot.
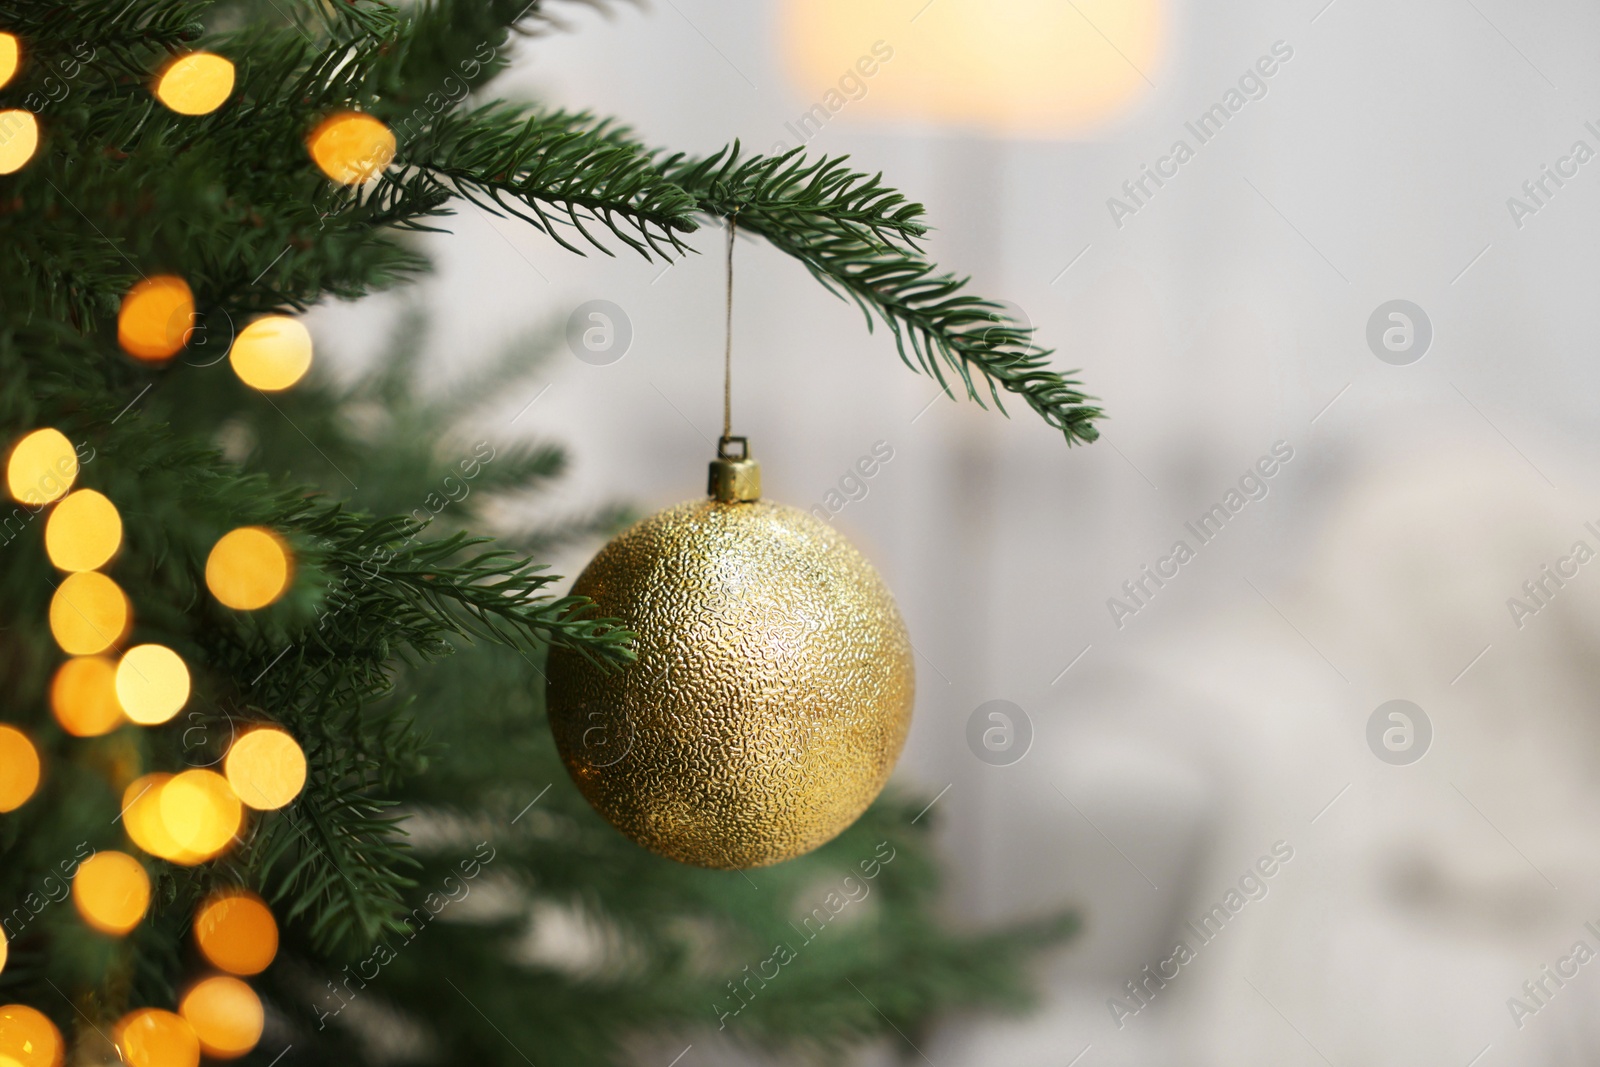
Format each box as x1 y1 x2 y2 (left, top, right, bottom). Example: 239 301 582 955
547 438 914 868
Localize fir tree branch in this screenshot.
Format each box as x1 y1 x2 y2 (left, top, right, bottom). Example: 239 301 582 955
665 146 1103 445
398 103 700 257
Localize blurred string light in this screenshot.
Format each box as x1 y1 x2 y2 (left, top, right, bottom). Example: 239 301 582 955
205 527 292 610
159 770 241 857
0 927 6 974
118 275 194 362
0 726 39 812
225 728 306 810
179 976 262 1059
6 428 78 506
124 769 243 865
307 111 395 184
0 33 19 89
230 316 313 391
51 657 124 736
49 571 129 654
194 892 278 975
154 52 235 116
0 1003 63 1067
44 488 122 571
52 656 124 737
115 644 191 725
782 0 1163 137
0 109 38 174
124 774 204 865
73 851 150 935
116 1009 199 1067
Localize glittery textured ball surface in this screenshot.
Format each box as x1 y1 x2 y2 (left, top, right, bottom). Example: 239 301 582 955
546 499 914 869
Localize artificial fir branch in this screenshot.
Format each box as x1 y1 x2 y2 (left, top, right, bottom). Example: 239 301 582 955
667 145 1104 445
400 103 699 257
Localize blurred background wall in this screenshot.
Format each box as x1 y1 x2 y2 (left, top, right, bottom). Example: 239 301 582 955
313 1 1600 1062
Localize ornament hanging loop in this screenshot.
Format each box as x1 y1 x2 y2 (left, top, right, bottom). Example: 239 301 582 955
710 435 760 503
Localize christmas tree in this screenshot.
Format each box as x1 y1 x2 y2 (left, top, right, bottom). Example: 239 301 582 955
0 3 1100 1064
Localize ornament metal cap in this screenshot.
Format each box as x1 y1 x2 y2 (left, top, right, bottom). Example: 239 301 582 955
708 436 760 502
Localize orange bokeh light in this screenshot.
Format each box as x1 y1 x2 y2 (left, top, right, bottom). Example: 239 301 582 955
116 1008 199 1067
159 769 242 857
154 52 235 116
205 527 292 610
49 571 130 655
73 850 150 935
194 891 278 975
118 275 194 362
226 728 306 810
0 726 40 812
44 488 122 571
179 976 262 1058
51 656 124 737
6 428 77 506
307 111 395 184
0 1003 64 1067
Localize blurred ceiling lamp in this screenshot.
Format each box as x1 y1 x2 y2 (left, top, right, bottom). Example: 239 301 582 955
782 0 1163 137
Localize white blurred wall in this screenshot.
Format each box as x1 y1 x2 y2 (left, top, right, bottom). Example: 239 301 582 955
314 1 1600 1063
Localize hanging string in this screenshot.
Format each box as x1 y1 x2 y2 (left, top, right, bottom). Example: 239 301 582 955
722 213 737 442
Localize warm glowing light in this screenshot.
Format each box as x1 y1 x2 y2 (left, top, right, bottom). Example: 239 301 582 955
44 488 122 571
307 112 395 184
160 770 241 857
0 727 40 813
50 571 129 655
73 851 150 935
194 893 278 975
154 53 235 116
116 1009 199 1067
0 927 6 975
225 728 306 810
179 977 262 1059
0 1003 64 1067
783 0 1163 137
118 275 194 362
115 645 190 725
123 775 204 865
229 316 313 391
206 527 291 610
51 656 124 737
6 428 77 506
0 109 38 175
0 35 19 91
